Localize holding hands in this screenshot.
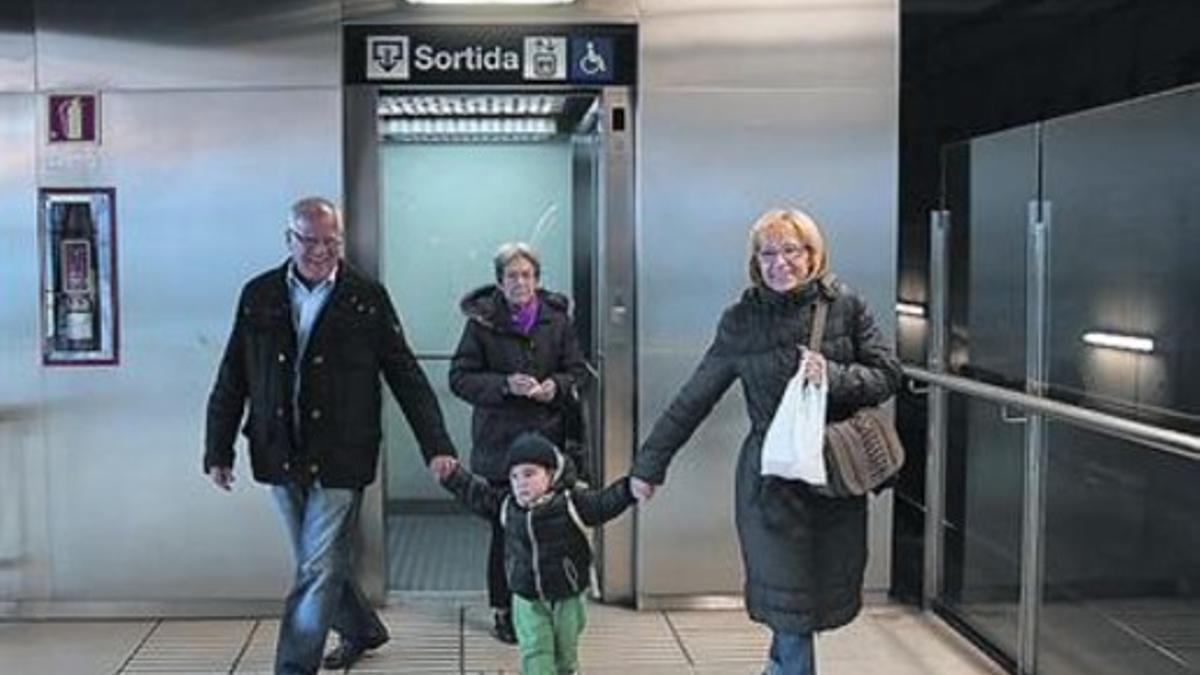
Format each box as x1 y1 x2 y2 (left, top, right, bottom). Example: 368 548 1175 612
428 455 459 481
630 476 656 504
507 373 557 403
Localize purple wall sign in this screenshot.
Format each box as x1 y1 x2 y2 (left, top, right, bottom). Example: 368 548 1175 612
48 94 99 143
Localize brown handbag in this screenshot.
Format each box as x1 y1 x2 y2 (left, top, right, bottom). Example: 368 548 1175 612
807 299 905 497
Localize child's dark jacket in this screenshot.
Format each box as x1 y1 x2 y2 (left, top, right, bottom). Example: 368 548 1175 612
443 453 633 602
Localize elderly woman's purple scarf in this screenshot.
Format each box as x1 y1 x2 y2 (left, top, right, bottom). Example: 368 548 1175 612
510 294 540 334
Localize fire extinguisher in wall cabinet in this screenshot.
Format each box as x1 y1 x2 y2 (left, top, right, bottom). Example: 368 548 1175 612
50 201 101 353
39 188 118 366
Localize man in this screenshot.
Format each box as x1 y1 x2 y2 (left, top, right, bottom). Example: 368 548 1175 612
205 197 457 675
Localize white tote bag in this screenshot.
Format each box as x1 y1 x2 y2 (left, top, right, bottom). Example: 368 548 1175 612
760 353 828 484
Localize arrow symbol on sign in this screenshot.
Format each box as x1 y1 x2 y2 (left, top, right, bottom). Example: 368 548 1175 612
372 41 405 71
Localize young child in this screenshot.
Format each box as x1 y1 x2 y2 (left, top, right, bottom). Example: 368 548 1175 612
437 432 634 675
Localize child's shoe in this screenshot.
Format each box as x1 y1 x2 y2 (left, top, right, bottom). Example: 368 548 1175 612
492 609 517 644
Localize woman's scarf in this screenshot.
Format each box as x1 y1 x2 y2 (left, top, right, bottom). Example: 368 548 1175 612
510 294 540 334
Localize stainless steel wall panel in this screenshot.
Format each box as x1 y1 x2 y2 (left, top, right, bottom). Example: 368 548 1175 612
35 0 340 90
0 94 48 603
636 72 898 596
27 89 341 601
638 0 897 90
0 3 34 92
597 86 638 602
638 88 898 354
342 0 638 23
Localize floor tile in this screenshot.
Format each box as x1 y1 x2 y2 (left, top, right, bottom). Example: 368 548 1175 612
0 620 153 675
0 600 1010 675
577 604 689 670
122 619 253 673
665 609 770 666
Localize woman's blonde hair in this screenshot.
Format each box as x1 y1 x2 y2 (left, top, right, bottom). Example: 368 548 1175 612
746 208 829 287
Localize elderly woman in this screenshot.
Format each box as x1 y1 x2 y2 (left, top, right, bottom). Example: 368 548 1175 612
630 208 901 675
449 242 587 644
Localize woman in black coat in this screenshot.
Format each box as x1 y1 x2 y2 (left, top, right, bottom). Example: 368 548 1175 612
630 209 902 675
449 241 587 644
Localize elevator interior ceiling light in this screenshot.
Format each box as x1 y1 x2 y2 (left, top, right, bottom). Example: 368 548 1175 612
379 94 564 117
1081 331 1155 353
896 302 926 318
379 116 557 142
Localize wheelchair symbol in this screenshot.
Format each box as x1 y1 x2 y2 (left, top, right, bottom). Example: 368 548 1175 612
578 41 607 76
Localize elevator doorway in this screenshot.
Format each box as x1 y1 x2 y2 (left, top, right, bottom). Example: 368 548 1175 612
344 86 636 603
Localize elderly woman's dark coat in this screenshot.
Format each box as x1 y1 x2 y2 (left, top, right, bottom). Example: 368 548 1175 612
450 285 588 481
631 276 902 634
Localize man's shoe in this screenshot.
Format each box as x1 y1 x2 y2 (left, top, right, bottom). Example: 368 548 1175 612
321 634 388 670
492 610 517 645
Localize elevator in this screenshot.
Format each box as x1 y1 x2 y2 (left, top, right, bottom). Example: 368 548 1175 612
342 23 638 604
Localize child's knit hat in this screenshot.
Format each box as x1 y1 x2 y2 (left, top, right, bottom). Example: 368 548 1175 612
507 432 558 471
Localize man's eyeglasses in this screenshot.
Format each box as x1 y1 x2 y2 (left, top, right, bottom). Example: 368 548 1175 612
757 243 806 263
288 228 342 251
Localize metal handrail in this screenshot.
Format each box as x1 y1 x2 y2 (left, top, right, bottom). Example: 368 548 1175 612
903 365 1200 462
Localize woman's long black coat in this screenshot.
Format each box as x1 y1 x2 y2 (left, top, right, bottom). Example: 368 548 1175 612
632 276 902 634
449 286 587 481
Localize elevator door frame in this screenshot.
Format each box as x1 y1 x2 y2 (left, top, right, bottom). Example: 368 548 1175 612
343 84 638 605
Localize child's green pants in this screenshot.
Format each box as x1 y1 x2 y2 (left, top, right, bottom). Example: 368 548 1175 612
511 592 587 674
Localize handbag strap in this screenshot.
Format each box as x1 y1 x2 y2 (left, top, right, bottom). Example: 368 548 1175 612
807 298 829 353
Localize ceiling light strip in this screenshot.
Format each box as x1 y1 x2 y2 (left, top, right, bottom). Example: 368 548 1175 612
1081 331 1155 353
378 95 564 118
379 116 557 137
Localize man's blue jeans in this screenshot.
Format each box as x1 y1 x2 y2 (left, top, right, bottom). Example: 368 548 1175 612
763 631 816 675
271 482 388 675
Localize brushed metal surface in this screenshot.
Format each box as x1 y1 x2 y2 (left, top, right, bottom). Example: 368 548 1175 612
20 89 340 602
638 0 896 90
905 367 1200 461
636 85 898 595
0 2 34 92
0 93 45 603
344 85 382 278
923 210 948 608
342 0 638 23
596 85 637 603
35 0 340 89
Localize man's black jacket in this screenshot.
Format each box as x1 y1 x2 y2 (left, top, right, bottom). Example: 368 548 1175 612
205 261 455 488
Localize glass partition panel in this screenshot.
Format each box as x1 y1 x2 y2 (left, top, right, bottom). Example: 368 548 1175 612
1040 422 1200 674
941 392 1026 658
1043 87 1200 435
942 125 1038 389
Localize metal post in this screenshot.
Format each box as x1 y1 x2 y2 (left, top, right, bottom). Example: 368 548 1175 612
923 209 950 609
597 86 638 604
1018 194 1051 674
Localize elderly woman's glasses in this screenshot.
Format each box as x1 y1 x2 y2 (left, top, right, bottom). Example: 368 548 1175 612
757 243 806 264
288 228 342 251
